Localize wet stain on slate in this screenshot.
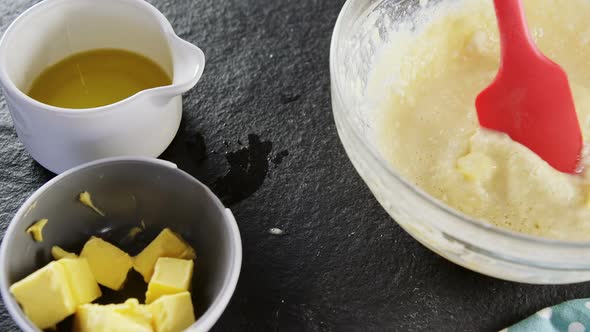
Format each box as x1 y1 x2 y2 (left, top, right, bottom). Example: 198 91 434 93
163 127 287 206
186 132 208 163
271 150 289 165
213 134 273 205
279 92 301 104
160 128 209 173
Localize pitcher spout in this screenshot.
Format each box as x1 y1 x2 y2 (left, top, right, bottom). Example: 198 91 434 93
152 34 205 98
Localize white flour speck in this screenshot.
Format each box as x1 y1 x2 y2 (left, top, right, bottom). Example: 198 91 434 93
268 228 285 235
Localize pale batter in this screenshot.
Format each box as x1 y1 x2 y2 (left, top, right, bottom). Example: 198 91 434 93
370 0 590 240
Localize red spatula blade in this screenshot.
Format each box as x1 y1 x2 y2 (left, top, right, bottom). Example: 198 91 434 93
476 0 583 173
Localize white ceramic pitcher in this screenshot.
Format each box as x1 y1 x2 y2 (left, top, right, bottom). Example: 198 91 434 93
0 0 205 173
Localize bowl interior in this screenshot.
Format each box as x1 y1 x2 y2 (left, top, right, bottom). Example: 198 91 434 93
1 160 236 331
333 0 432 149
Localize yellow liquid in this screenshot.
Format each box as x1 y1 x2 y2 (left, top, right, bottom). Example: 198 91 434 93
28 49 172 109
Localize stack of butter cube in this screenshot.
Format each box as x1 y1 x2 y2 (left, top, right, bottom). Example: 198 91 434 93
10 228 198 332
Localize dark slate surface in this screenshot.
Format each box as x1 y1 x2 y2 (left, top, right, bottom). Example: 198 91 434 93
1 0 590 331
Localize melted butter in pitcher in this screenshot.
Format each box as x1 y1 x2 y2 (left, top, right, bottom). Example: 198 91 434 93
27 49 172 109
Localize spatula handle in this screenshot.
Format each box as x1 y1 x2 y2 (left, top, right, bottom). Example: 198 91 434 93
493 0 537 67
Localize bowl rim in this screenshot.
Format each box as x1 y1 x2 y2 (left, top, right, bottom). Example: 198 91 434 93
0 157 242 332
329 0 590 249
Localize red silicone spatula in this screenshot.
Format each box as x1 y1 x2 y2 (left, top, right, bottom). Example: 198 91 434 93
476 0 583 173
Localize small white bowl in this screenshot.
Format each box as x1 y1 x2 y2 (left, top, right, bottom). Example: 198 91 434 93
0 157 241 331
0 0 205 174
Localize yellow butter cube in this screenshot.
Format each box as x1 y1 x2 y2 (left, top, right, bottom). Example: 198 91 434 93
134 228 196 282
52 246 77 260
58 258 101 305
9 261 76 329
179 246 196 260
149 292 195 332
74 298 153 332
146 258 194 304
113 298 152 324
80 237 133 290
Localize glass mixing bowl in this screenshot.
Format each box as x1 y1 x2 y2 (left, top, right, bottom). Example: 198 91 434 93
330 0 590 284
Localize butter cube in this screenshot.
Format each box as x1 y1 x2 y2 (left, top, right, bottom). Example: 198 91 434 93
58 258 102 305
52 246 77 260
9 261 76 329
134 228 196 282
80 237 133 290
146 258 194 304
74 298 153 332
149 292 196 332
113 298 152 324
457 152 496 182
179 246 196 260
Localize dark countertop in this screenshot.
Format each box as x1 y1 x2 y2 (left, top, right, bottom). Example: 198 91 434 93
1 0 590 331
